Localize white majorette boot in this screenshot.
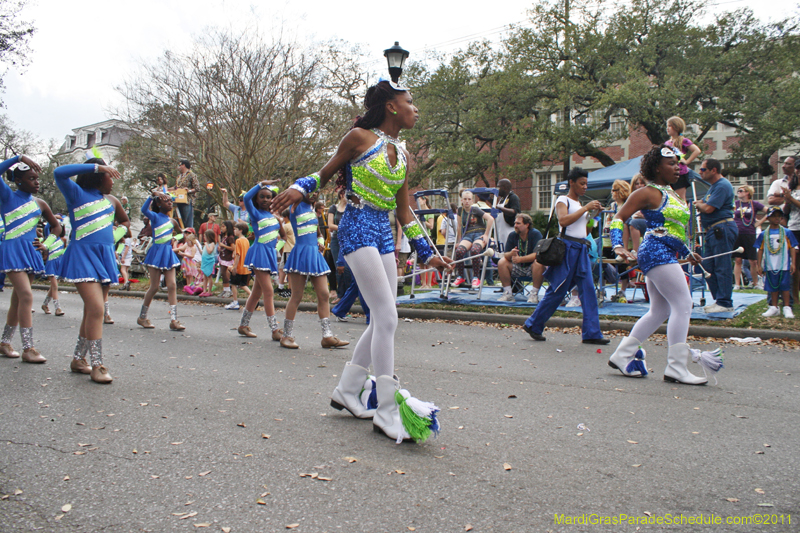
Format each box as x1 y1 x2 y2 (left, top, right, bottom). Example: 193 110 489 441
330 362 377 419
608 336 648 377
373 375 440 444
664 343 707 385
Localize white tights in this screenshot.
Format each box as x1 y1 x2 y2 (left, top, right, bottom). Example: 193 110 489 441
344 247 398 378
630 262 693 346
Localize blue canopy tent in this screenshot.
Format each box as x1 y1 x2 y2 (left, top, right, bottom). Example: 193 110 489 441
553 156 708 202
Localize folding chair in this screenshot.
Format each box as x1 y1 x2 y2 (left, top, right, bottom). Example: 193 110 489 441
406 189 456 300
468 187 500 300
130 237 153 277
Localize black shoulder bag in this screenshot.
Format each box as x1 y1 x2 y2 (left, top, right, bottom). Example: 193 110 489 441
533 201 566 266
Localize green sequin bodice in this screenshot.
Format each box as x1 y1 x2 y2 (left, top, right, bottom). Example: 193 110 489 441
349 131 406 211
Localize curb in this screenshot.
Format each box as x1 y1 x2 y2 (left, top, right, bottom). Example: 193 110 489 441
30 284 800 342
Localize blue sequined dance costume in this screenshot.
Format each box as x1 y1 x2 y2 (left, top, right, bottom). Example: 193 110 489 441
242 184 280 273
633 184 692 274
0 156 45 275
141 197 181 270
338 136 406 257
54 164 120 284
284 201 329 276
609 183 696 349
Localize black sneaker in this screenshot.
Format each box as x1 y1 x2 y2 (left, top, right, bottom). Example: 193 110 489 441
582 338 610 345
522 324 545 341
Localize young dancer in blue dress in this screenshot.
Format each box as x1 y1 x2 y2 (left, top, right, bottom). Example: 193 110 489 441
41 216 67 316
237 180 286 340
280 194 348 350
0 155 61 363
54 158 128 383
138 191 184 331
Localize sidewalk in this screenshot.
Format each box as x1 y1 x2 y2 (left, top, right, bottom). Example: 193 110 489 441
31 284 800 342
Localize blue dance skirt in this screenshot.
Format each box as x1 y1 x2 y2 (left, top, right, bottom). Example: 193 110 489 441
142 242 181 270
245 243 278 273
285 244 330 276
59 241 119 285
0 239 45 275
45 255 64 277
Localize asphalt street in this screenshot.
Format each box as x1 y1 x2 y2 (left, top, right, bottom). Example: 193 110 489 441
0 289 798 533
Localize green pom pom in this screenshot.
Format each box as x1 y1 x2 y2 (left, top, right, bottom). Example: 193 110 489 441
395 390 433 444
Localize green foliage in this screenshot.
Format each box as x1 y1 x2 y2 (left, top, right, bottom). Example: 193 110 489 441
0 0 35 103
409 0 800 187
527 209 551 237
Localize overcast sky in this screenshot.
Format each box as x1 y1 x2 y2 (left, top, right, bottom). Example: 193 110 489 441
4 0 797 145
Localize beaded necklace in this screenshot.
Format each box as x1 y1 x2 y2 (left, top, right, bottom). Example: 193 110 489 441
763 226 789 291
736 200 755 227
766 225 786 256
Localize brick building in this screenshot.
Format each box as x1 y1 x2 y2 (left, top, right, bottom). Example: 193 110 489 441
450 124 792 213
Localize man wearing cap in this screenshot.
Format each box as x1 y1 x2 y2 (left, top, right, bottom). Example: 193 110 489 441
175 160 200 230
695 158 738 314
220 187 250 225
199 212 220 244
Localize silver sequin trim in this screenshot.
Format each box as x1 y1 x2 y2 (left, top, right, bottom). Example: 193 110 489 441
240 309 253 328
20 326 33 350
88 339 103 367
320 317 333 338
285 268 330 276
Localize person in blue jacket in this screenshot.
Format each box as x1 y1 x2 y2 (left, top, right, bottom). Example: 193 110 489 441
0 155 61 364
54 158 128 383
236 180 286 340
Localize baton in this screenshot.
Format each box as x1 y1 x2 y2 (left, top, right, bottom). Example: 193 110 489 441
399 248 494 280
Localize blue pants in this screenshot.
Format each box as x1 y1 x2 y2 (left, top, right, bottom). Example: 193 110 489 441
524 240 603 340
330 237 349 295
332 268 370 323
703 220 737 308
176 202 194 230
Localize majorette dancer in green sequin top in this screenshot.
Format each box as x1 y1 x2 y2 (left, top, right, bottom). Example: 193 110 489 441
272 80 453 444
607 145 722 386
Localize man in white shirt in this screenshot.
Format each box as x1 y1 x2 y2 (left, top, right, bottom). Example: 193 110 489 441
767 156 795 206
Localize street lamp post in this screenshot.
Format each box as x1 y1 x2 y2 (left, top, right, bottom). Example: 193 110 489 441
383 41 409 84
